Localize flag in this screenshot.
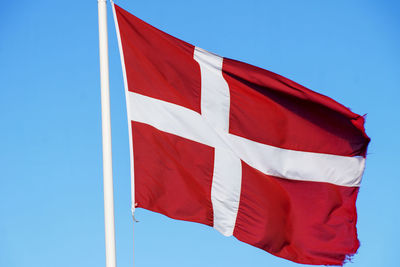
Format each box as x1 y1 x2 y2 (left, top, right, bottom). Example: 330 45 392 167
112 4 370 265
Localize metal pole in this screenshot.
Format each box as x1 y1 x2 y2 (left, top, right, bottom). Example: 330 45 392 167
98 1 117 267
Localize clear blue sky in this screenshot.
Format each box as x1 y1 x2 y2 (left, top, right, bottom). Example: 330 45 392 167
1 0 399 266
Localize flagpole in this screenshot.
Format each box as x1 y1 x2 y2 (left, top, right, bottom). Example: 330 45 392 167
98 1 117 267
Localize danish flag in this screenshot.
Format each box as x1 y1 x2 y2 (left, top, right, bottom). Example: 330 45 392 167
113 4 370 265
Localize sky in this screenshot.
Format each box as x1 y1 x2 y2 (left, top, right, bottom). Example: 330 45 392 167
0 0 399 266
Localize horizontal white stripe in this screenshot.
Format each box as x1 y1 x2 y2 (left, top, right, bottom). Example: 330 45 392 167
127 91 365 187
128 92 225 147
227 133 365 187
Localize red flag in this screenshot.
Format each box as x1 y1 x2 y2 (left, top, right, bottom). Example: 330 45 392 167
113 4 370 265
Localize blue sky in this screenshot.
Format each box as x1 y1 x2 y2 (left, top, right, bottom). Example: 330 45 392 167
1 0 399 266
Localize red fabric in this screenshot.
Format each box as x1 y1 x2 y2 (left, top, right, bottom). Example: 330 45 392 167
132 121 214 226
115 5 202 113
224 58 370 156
234 162 359 265
115 4 370 266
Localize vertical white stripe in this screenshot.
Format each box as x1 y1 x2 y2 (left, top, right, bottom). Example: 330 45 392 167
194 47 242 236
194 47 230 132
211 149 242 236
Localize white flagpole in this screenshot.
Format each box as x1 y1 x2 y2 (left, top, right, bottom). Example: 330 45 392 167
98 1 117 267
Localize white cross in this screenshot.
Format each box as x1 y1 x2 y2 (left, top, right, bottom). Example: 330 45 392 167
126 47 365 236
